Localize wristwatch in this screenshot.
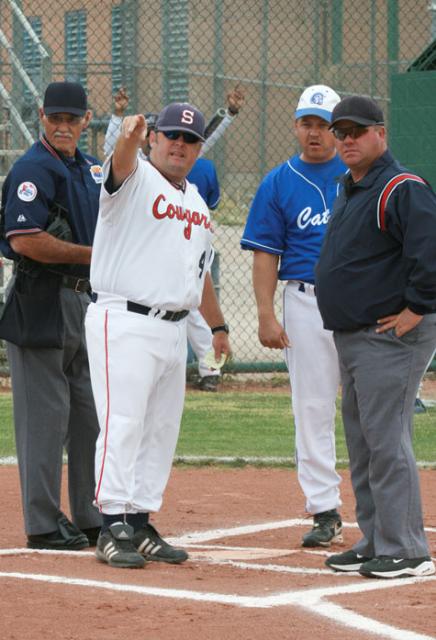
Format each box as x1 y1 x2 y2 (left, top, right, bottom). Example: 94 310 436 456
211 323 229 335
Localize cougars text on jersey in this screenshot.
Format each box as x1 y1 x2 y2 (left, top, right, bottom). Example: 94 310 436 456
152 193 212 240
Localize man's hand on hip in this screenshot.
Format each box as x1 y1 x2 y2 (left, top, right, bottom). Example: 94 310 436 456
376 307 423 337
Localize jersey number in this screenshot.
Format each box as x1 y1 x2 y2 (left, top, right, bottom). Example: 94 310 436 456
198 251 206 279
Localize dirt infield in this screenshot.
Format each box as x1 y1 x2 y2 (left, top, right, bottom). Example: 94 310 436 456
0 465 435 640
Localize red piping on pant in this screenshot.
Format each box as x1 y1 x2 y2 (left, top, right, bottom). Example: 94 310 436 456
95 309 110 509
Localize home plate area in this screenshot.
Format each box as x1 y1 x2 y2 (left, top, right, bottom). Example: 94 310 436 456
1 518 435 640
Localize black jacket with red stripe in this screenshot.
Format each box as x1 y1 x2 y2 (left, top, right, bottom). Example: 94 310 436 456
315 150 436 331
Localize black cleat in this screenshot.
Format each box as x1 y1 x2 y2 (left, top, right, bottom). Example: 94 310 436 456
133 523 188 564
96 523 146 568
27 513 89 551
302 509 343 547
198 375 220 392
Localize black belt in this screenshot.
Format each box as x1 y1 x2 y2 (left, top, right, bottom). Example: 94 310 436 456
91 293 189 321
61 274 91 294
127 300 189 322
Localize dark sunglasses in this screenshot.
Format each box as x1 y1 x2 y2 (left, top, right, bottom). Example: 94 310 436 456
160 130 200 144
332 123 383 141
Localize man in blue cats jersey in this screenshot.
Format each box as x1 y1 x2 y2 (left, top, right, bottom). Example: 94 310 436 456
241 85 346 548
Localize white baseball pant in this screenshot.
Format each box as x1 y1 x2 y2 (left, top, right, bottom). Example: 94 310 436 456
85 298 187 515
283 281 342 515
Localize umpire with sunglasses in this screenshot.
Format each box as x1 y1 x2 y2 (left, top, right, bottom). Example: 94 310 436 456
316 96 436 579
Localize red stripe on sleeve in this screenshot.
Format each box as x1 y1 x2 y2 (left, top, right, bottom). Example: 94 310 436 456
378 173 426 231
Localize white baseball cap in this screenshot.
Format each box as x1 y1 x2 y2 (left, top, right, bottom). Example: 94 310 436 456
295 85 341 123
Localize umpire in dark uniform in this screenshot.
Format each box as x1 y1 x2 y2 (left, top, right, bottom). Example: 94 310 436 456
0 81 102 549
316 96 436 579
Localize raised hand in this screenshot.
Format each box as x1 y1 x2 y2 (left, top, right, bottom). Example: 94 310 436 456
114 87 129 117
121 114 148 144
227 84 245 114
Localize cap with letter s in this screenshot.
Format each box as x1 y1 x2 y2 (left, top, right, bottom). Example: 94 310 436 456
43 81 88 116
295 84 341 123
329 95 384 128
156 102 205 141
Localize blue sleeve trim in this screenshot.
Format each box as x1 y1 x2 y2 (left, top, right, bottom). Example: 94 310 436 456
240 238 283 254
209 195 220 210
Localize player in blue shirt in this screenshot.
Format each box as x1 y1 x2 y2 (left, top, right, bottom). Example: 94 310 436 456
241 85 346 548
187 157 220 210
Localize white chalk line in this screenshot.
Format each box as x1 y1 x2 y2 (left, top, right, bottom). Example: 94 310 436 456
0 570 434 640
174 519 436 544
174 518 357 545
1 518 435 639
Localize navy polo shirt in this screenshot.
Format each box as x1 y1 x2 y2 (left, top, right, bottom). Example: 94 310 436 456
0 136 103 274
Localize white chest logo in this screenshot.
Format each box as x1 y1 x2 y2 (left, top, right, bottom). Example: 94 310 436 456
297 207 330 229
17 182 37 202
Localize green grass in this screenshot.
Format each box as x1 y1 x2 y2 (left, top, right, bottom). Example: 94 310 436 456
178 391 436 464
0 393 14 457
1 390 436 465
178 391 296 459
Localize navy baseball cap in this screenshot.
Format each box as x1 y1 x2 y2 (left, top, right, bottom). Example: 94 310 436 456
43 81 87 116
330 96 384 128
156 102 205 141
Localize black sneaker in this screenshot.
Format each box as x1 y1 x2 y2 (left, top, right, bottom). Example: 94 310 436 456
96 523 146 569
359 556 435 579
326 549 372 572
302 509 343 547
198 375 220 392
27 513 89 550
133 523 189 564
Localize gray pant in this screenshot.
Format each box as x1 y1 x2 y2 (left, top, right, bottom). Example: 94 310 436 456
334 314 436 559
7 287 102 535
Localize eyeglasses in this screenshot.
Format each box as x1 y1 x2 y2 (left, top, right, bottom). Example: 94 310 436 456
332 123 383 141
46 114 84 125
332 125 370 141
160 130 201 144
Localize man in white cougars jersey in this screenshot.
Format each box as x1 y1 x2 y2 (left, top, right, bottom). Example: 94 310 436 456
86 102 231 569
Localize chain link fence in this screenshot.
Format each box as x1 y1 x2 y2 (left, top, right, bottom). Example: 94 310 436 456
0 0 435 377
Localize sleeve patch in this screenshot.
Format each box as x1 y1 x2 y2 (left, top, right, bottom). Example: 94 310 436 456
17 181 38 202
90 164 104 184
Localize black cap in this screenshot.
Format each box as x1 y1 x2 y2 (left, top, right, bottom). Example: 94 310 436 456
329 96 384 128
156 102 205 141
43 81 87 116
